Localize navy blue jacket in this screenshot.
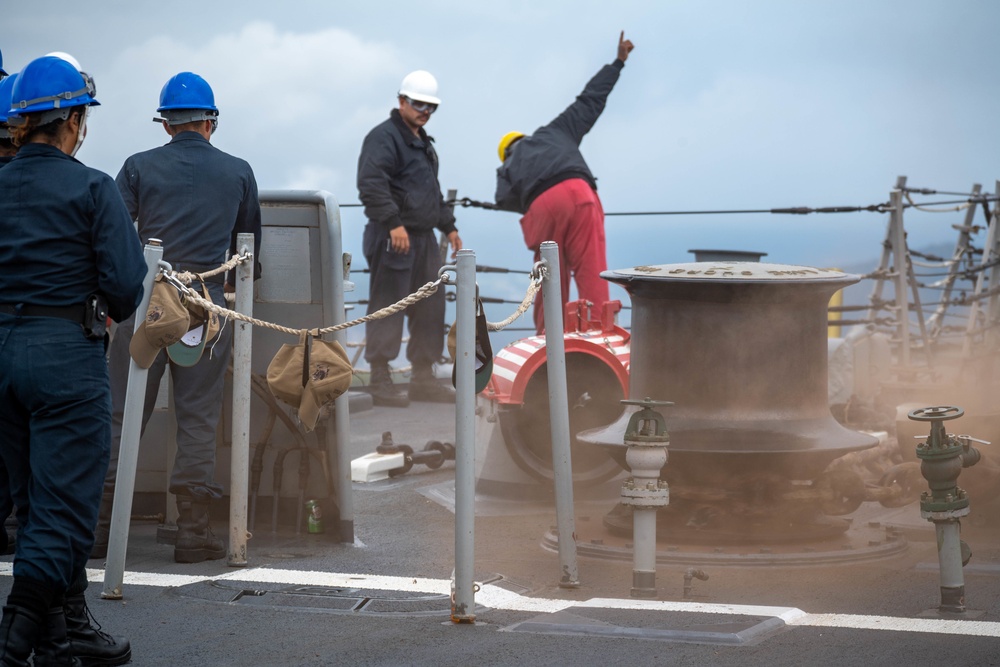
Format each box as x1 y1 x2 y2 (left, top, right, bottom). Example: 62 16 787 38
495 60 624 214
357 109 457 235
0 143 145 322
116 131 262 279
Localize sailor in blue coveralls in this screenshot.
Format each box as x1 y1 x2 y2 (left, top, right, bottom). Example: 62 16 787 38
357 70 462 407
94 71 262 565
0 53 17 562
0 55 144 665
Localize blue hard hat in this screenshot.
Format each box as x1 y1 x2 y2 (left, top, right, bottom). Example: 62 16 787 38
0 73 18 124
0 47 7 77
157 72 217 112
8 55 99 123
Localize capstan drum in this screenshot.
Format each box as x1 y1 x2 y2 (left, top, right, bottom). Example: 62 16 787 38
579 262 879 542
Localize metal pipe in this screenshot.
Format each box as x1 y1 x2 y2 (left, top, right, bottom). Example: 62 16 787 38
937 520 965 612
632 506 657 595
452 249 476 622
102 241 163 600
228 233 254 567
539 241 580 588
625 440 668 598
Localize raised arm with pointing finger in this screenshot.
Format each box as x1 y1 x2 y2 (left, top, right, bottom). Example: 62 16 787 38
495 32 635 334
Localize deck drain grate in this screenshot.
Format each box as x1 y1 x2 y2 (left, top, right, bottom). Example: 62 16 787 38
172 580 461 616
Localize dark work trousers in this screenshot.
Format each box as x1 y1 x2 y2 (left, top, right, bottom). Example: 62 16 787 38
362 224 446 369
0 314 110 591
519 178 609 334
104 284 231 502
0 456 12 540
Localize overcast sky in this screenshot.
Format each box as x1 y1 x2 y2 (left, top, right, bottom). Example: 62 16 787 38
6 1 999 341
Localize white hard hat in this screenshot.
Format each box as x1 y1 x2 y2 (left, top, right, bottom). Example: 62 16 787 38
398 70 440 105
45 51 82 71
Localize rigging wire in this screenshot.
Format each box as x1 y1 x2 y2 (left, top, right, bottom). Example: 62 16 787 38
339 187 999 346
339 195 999 218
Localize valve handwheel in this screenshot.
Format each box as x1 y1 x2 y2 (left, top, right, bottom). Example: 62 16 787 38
907 405 964 422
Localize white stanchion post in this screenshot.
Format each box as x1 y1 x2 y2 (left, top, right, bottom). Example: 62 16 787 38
102 240 163 599
228 234 254 566
539 241 580 587
452 249 477 623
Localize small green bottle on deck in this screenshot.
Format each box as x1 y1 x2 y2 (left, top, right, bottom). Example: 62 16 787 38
306 500 323 534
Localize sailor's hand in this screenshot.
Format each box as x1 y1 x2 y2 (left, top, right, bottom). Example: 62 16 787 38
448 231 462 258
617 31 634 62
389 226 410 254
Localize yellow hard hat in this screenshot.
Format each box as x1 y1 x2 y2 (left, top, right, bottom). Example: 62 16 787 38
497 131 525 163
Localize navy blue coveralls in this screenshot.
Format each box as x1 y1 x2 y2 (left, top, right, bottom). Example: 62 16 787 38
0 154 13 547
357 109 457 369
0 143 146 590
108 131 261 502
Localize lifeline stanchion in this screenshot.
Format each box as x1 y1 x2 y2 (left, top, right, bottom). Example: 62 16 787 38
962 181 1000 360
539 241 580 587
102 240 163 600
228 233 255 567
451 249 477 623
927 183 983 339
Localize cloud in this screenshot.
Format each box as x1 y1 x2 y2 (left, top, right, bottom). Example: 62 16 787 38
109 21 401 110
281 164 344 192
81 21 404 191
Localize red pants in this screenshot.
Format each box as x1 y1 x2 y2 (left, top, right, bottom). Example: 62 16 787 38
520 178 609 334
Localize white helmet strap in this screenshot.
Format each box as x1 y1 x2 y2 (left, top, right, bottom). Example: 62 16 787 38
70 106 89 157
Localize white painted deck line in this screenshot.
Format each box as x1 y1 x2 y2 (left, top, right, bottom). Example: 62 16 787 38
789 613 1000 637
1 564 996 637
577 597 808 624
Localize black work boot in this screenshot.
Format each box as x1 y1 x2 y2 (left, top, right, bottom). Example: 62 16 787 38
408 365 456 403
174 496 226 564
32 601 81 667
1 577 53 666
0 606 44 667
368 363 409 408
65 573 131 666
89 494 115 561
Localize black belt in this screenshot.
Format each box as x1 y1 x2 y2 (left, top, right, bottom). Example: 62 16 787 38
0 304 86 323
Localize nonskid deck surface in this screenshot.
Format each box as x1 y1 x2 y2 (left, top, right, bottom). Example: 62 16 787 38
2 401 999 666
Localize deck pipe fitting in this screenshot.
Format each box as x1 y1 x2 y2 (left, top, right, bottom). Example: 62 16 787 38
376 431 456 477
619 398 673 598
909 405 986 613
683 568 710 599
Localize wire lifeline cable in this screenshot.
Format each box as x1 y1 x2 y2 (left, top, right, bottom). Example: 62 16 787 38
292 192 1000 331
341 195 1000 219
903 187 997 197
369 195 899 216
